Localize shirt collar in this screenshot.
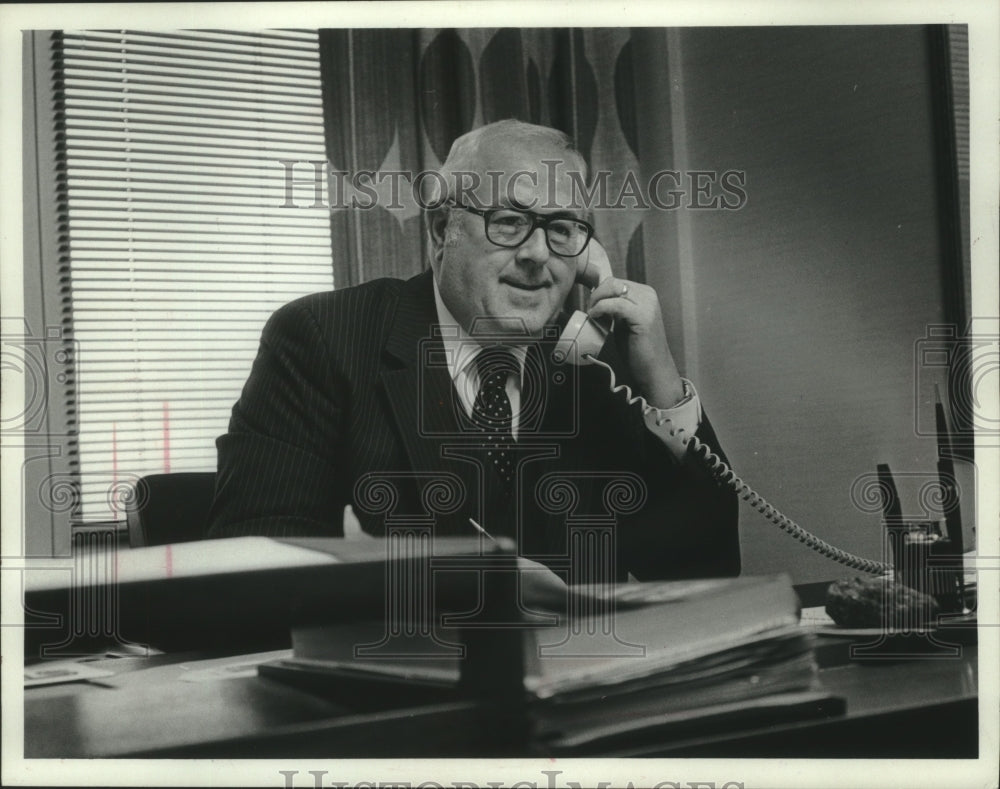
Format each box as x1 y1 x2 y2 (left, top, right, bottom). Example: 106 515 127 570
432 278 528 384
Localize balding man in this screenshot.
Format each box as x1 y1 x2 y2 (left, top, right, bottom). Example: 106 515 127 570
208 120 739 581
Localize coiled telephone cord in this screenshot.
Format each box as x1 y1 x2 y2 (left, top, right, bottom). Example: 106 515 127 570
586 355 891 575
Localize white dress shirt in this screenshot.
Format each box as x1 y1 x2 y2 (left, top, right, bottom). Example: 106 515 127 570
432 280 702 459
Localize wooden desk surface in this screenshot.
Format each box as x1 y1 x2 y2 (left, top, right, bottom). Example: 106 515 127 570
24 639 978 758
621 643 979 758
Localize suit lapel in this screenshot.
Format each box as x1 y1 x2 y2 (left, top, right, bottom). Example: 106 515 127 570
379 271 478 528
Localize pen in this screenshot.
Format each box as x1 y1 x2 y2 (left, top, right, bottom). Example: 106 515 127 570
935 385 965 608
934 385 964 552
876 463 903 575
876 463 902 528
468 518 496 542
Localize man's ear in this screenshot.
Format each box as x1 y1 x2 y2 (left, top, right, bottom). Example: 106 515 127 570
424 207 450 265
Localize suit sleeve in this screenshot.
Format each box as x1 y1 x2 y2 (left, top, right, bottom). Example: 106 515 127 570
587 338 741 581
619 411 741 580
206 300 351 538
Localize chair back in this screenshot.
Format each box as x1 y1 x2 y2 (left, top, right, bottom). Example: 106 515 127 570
126 472 217 547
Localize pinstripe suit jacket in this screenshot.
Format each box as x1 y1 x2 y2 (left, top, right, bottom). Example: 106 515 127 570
207 270 740 580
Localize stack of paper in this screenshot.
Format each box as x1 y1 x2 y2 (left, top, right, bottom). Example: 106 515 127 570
262 574 828 747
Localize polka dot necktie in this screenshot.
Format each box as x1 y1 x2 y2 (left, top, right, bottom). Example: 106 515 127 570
472 346 519 486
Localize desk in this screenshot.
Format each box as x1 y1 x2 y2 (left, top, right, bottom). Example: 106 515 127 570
24 638 978 758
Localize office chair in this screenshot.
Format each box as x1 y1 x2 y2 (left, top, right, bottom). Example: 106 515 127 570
125 472 217 548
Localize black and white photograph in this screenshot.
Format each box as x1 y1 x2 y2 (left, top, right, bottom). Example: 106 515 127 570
2 2 998 787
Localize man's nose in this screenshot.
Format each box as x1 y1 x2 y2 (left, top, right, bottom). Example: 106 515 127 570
514 227 549 265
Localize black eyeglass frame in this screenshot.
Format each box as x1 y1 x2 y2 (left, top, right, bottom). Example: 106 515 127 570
447 201 595 258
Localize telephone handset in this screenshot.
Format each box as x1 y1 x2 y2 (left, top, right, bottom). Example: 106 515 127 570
553 242 890 575
552 240 615 365
553 309 612 365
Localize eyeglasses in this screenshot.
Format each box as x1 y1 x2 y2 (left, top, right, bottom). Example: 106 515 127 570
448 202 594 258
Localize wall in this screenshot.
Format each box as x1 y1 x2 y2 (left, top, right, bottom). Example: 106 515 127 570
648 27 970 582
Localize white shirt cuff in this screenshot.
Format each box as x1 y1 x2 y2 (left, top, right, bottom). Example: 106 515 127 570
643 378 702 460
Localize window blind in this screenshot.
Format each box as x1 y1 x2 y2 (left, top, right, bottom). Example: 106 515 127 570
54 30 334 523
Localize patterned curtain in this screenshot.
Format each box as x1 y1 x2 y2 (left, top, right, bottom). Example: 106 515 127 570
318 28 674 290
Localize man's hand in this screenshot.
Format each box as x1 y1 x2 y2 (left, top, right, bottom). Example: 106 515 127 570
580 241 686 408
517 556 569 611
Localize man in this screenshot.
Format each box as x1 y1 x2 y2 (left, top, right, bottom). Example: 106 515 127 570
208 120 739 581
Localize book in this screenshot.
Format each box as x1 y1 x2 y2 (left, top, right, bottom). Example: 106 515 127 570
260 573 830 745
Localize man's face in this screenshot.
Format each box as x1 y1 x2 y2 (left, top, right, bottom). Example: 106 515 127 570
430 138 585 339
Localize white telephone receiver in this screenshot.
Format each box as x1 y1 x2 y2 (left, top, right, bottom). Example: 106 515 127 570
553 310 611 365
552 241 614 365
551 240 890 575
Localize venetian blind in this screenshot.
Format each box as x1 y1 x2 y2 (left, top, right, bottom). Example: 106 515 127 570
55 30 334 522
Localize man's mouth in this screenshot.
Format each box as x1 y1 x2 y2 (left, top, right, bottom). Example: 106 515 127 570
503 280 548 291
